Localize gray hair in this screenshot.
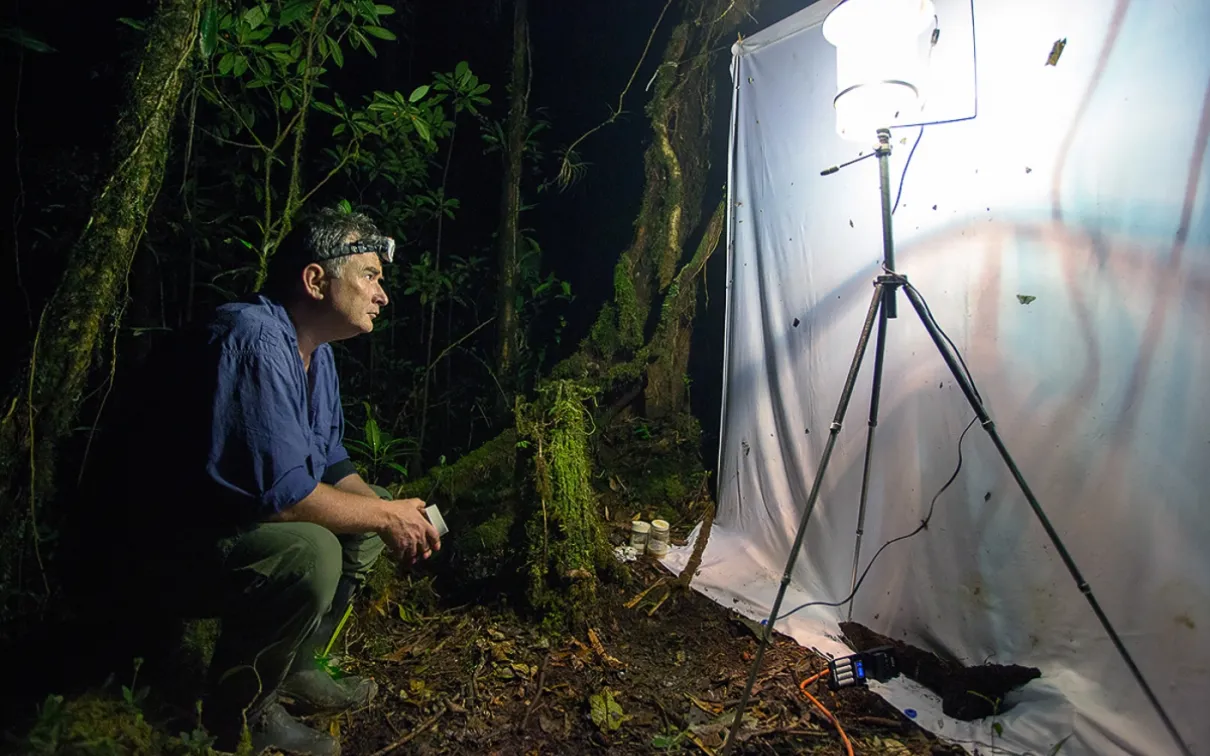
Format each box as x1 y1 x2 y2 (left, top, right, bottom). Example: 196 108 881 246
266 206 383 296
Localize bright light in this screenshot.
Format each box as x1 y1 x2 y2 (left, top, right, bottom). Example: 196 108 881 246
822 0 937 141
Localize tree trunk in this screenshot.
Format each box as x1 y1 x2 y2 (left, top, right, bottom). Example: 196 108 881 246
494 0 530 401
578 0 754 416
0 0 202 595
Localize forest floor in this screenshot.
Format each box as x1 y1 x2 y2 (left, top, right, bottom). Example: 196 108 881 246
310 555 960 756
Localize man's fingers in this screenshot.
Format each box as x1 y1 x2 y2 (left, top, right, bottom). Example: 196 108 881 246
425 522 442 552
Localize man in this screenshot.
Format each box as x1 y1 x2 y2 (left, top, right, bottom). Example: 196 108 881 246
83 208 440 755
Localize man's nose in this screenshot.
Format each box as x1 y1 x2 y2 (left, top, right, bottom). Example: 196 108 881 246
374 282 389 306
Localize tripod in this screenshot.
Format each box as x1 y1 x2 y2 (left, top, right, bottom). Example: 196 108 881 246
720 129 1191 756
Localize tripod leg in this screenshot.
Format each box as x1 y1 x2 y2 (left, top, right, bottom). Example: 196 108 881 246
848 299 889 620
899 283 1193 756
721 281 887 755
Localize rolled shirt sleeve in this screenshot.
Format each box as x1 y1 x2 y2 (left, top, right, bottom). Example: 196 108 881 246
206 342 319 514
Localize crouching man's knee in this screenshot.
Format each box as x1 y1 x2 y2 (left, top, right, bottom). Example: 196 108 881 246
241 522 344 617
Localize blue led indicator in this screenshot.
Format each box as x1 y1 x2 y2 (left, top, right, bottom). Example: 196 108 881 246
855 660 865 678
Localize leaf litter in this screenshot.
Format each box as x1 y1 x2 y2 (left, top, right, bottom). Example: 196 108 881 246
323 555 962 756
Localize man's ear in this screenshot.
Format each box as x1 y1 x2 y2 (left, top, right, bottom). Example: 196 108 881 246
300 263 327 300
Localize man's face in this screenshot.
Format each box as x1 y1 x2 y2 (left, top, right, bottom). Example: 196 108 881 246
321 251 389 338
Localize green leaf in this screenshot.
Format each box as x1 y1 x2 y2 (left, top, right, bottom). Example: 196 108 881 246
472 83 490 96
281 0 312 25
588 688 627 732
333 123 347 136
363 25 396 40
454 60 469 79
242 4 267 29
232 55 249 77
312 100 340 116
386 462 409 477
280 90 293 110
1048 735 1073 755
355 29 377 56
218 51 234 75
328 37 344 68
374 4 396 14
1016 294 1037 305
116 17 146 32
992 722 1004 737
365 419 381 452
651 733 681 749
412 117 430 143
200 4 218 57
408 85 429 103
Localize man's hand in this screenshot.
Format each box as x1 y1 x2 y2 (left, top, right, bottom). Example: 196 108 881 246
378 498 442 563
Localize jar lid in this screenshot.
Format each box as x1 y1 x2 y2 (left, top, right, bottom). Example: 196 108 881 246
651 519 670 532
631 520 651 533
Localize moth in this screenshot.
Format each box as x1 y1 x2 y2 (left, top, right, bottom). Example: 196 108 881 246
1046 38 1067 66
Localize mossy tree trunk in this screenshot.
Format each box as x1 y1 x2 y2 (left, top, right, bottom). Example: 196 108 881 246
494 0 530 405
0 0 202 600
516 381 609 625
578 0 753 418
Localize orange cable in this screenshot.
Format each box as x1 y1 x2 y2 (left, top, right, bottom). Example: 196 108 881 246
798 669 855 756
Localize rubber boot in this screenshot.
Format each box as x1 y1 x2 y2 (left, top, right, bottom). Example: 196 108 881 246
248 701 341 756
278 575 378 715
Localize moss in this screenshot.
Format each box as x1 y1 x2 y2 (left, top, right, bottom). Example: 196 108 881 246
395 429 517 502
516 380 609 625
589 302 620 358
178 617 221 675
460 510 515 553
613 261 643 351
16 692 160 756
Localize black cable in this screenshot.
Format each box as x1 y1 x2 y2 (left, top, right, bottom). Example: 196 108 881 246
904 280 982 404
775 281 987 623
776 415 977 622
891 126 924 215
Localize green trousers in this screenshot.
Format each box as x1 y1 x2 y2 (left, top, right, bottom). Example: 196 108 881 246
195 486 388 728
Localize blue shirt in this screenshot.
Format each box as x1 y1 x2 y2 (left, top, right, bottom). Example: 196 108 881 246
203 295 351 515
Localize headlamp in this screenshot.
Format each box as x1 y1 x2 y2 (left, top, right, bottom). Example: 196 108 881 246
343 235 395 263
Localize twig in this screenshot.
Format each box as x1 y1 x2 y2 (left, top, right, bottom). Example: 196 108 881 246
367 704 445 756
625 577 667 609
646 587 672 615
857 715 905 728
519 652 552 731
468 656 485 707
555 0 674 189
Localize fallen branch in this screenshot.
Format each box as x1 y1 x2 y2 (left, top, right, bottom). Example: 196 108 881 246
676 499 714 590
367 704 446 756
519 652 552 732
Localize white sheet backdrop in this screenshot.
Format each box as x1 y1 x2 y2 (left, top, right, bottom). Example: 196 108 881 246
661 1 1210 754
